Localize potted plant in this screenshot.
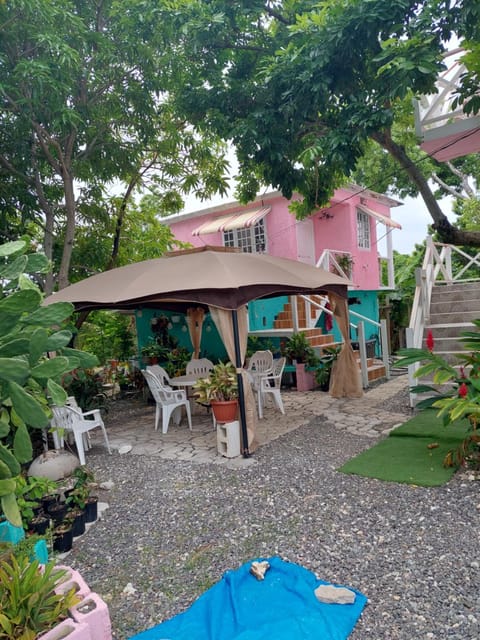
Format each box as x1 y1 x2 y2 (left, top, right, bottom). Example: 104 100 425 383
282 333 319 391
140 338 162 365
0 553 80 637
282 332 318 366
70 467 98 523
193 361 239 423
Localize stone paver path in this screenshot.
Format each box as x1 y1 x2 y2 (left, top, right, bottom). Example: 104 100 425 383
90 375 411 467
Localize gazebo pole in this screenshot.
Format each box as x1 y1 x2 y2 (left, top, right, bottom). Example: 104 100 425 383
231 309 250 458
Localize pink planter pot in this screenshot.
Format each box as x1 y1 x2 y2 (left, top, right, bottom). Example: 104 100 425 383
69 592 112 640
295 363 316 391
54 566 91 601
36 619 92 640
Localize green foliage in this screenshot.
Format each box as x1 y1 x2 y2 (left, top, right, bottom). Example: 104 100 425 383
0 0 228 288
282 332 319 367
75 311 136 364
246 336 279 359
14 475 58 529
165 0 480 245
0 556 79 639
0 239 97 527
61 370 107 413
396 319 480 467
65 466 95 511
314 345 342 388
193 362 238 403
164 347 191 378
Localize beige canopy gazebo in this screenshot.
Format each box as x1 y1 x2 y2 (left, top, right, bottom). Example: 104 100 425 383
45 247 359 456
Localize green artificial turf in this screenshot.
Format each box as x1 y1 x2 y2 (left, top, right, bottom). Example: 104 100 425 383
338 410 471 486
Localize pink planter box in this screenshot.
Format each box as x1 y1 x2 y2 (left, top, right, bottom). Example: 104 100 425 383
70 592 112 640
295 363 316 391
36 619 92 640
54 566 91 602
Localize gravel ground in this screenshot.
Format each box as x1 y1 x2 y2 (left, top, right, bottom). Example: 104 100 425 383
66 387 479 640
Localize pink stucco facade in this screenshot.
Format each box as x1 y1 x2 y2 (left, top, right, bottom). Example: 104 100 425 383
165 187 400 291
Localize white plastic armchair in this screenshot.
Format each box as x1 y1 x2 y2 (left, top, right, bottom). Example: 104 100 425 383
257 357 286 419
186 358 214 379
146 364 171 385
142 369 192 434
246 350 274 388
50 402 112 466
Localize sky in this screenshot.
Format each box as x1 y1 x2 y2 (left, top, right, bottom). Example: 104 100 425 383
390 195 454 254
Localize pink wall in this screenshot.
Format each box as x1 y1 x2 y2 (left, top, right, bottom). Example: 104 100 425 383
167 189 396 291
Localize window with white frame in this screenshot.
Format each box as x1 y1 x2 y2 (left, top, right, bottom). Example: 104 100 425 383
356 209 371 249
223 218 266 253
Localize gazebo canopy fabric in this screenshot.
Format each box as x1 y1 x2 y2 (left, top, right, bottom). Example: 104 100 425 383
44 246 350 312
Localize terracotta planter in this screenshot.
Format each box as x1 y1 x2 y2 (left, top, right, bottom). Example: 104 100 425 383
211 400 238 424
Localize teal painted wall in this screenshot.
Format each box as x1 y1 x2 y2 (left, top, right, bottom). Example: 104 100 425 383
135 309 227 364
329 291 380 354
248 296 288 331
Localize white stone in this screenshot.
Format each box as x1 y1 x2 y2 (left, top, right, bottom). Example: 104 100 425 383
118 445 132 455
28 449 79 481
99 480 115 490
314 585 356 605
122 582 136 596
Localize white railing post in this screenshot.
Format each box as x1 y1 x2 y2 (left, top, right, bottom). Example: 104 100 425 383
291 296 299 332
405 327 418 407
445 246 453 283
380 319 390 379
357 321 369 389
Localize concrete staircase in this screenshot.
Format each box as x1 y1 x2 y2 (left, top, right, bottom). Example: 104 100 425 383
274 297 387 383
424 282 480 363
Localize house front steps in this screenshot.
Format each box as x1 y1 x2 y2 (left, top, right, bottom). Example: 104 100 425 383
424 282 480 363
411 282 480 401
273 297 387 384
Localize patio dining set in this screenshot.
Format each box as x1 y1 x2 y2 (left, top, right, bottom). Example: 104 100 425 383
46 351 286 467
142 350 287 434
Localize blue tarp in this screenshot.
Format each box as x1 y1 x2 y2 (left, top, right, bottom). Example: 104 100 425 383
130 557 367 640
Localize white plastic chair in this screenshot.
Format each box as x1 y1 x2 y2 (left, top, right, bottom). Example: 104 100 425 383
257 357 286 419
186 358 214 379
50 403 112 465
146 364 171 385
246 350 274 388
142 369 192 434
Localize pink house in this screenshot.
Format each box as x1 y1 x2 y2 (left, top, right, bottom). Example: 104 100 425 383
164 185 401 355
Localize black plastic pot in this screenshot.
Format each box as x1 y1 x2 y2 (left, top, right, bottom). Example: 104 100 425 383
53 526 73 553
41 494 58 512
47 502 68 525
69 509 86 537
31 504 44 518
30 515 49 535
84 496 98 523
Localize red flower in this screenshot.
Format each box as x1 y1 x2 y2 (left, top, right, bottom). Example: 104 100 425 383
458 382 468 398
426 330 434 352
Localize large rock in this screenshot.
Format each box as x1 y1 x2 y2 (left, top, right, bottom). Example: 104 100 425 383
314 584 356 605
28 449 80 481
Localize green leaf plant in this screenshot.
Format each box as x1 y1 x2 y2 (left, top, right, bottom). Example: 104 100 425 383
0 239 98 527
396 319 480 469
0 555 80 639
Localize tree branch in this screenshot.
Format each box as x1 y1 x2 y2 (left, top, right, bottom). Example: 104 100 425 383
371 129 480 247
431 172 464 199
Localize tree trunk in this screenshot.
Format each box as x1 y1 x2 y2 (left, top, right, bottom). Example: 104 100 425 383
371 130 480 247
58 171 76 290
